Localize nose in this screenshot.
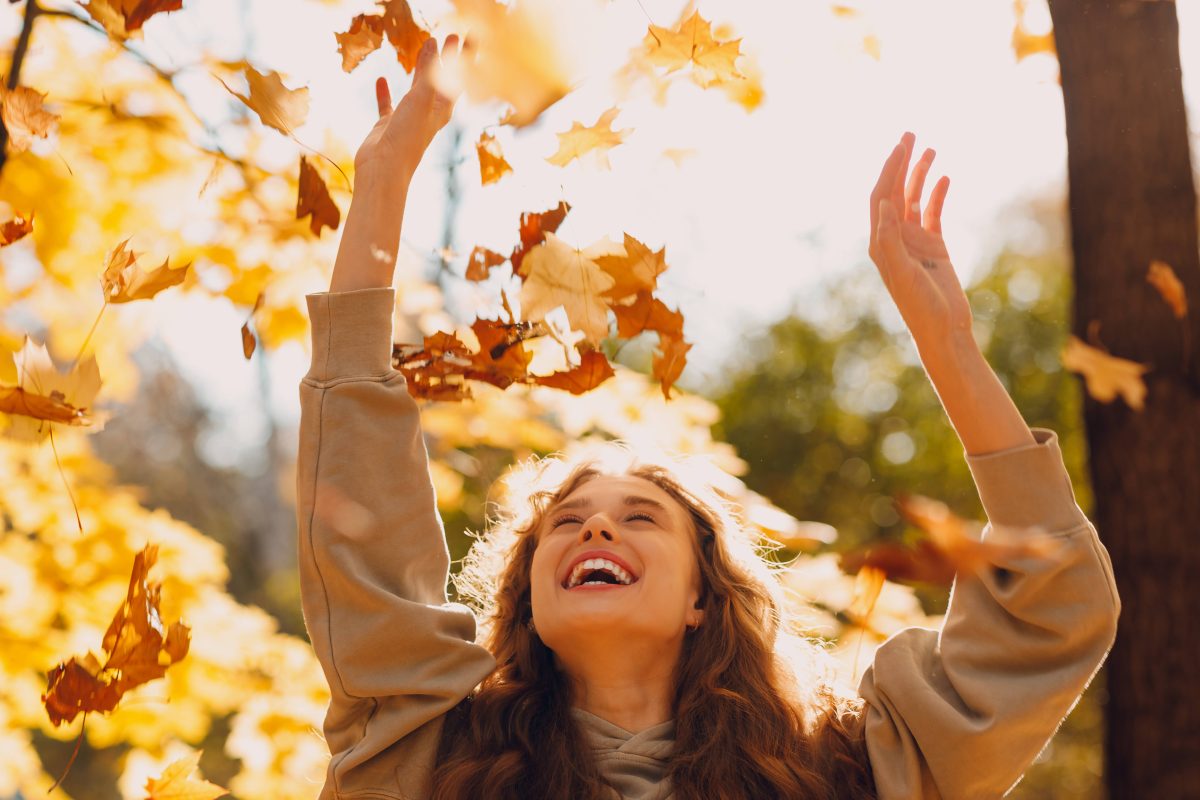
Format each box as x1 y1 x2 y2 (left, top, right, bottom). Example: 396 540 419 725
578 511 620 544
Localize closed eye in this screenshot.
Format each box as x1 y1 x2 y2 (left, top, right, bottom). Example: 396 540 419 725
550 512 658 528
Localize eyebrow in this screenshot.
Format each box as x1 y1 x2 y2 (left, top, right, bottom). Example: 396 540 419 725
551 495 670 514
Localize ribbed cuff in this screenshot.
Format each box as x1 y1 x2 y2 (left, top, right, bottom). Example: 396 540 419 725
964 427 1090 533
304 287 396 382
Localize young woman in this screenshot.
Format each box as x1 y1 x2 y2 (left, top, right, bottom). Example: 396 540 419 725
297 34 1120 799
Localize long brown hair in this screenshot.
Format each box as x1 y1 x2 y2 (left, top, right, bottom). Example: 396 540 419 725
432 441 876 799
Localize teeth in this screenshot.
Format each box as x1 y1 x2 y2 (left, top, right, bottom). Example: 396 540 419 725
565 558 635 589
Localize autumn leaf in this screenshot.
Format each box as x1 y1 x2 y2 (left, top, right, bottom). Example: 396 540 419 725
477 131 513 185
465 245 508 281
42 545 191 727
297 155 341 237
532 349 614 394
336 13 385 72
546 106 632 170
0 84 59 152
519 232 617 345
510 200 571 276
652 331 691 399
0 211 34 245
381 0 432 73
612 290 683 339
0 385 91 427
1146 260 1188 319
467 317 534 387
144 751 227 800
1061 334 1150 411
80 0 183 38
845 565 886 627
100 237 191 304
1012 0 1056 62
593 234 668 301
643 10 746 88
219 63 310 135
1 336 101 441
661 147 698 167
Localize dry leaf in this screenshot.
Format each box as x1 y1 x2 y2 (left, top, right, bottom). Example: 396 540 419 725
510 200 571 276
477 131 513 185
0 211 34 245
80 0 182 38
519 232 616 345
219 63 309 135
0 84 59 151
846 565 886 626
612 290 682 339
594 234 668 301
1 336 101 441
532 350 614 394
1146 260 1187 318
652 331 691 400
546 106 631 170
336 13 386 72
643 10 746 88
465 246 508 281
144 751 227 800
100 237 190 304
297 155 341 237
1061 334 1150 410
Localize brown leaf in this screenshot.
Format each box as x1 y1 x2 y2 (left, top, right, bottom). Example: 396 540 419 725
652 332 691 400
611 290 682 339
845 565 886 627
336 13 385 73
0 385 90 426
219 63 309 135
240 322 256 359
477 131 513 185
1061 334 1150 410
297 156 341 237
0 84 59 151
465 246 508 281
0 211 33 245
509 201 571 276
381 0 431 73
1146 260 1188 318
594 233 668 300
100 238 191 304
533 350 614 394
467 317 534 387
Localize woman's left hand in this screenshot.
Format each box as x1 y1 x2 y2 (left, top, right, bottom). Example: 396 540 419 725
868 132 974 349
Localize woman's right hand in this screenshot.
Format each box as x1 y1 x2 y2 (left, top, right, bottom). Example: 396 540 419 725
355 33 471 179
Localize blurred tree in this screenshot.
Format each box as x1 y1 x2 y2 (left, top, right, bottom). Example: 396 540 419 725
711 196 1104 797
1048 1 1200 795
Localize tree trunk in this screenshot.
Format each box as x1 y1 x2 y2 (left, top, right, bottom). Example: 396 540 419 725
1047 1 1200 796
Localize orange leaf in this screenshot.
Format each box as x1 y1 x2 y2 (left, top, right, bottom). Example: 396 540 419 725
468 317 534 387
510 200 571 276
381 0 431 74
611 290 682 339
545 106 631 170
594 233 668 301
465 246 508 281
0 211 33 245
144 751 227 800
1061 334 1150 410
240 322 256 359
846 565 886 626
336 13 385 73
100 237 191 304
652 332 691 399
81 0 182 37
0 84 59 151
477 131 513 185
533 350 614 394
1146 260 1188 318
0 385 90 426
297 156 341 237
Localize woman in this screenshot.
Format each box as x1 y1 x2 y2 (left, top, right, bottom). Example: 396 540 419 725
296 34 1120 799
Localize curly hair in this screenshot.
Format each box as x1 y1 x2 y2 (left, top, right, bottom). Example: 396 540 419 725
431 440 877 799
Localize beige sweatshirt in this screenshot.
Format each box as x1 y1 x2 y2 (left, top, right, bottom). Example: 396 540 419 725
297 287 1120 800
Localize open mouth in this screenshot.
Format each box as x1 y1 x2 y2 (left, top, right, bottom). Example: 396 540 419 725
563 557 637 590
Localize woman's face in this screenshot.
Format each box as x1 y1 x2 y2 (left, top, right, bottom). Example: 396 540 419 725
528 474 704 652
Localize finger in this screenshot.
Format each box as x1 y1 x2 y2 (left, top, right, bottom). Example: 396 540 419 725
877 198 911 271
904 148 936 224
890 131 916 210
443 33 460 59
870 141 906 245
924 175 950 234
415 35 437 77
375 76 392 118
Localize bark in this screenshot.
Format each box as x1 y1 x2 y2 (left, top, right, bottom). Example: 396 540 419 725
1047 1 1200 796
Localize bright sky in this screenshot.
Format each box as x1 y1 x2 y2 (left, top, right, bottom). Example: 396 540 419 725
23 0 1200 467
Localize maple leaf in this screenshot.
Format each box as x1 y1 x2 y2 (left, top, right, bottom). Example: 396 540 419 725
297 155 341 237
477 131 513 185
519 232 617 345
467 317 534 387
0 385 91 427
465 245 508 281
510 200 571 276
0 84 60 152
611 290 683 339
0 210 34 245
447 0 573 127
381 0 432 73
144 751 228 800
79 0 182 38
545 106 632 170
42 545 191 726
336 13 385 73
1146 259 1188 318
652 331 691 400
219 63 310 135
594 234 668 301
1061 334 1150 411
643 10 746 88
100 237 191 304
533 350 614 394
1 336 101 441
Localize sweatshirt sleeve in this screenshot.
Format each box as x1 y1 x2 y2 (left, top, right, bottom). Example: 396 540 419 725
297 287 497 800
857 427 1120 799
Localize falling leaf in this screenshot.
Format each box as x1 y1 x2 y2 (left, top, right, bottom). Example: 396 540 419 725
2 336 101 441
240 322 256 359
336 13 385 73
0 211 34 245
144 751 227 800
42 545 191 726
477 131 513 185
465 246 508 281
1146 259 1188 318
219 63 310 135
846 565 886 626
643 10 746 88
533 350 614 394
0 385 91 426
297 156 340 237
510 200 572 276
467 317 534 387
519 232 616 345
79 0 182 38
546 106 632 170
100 237 191 304
1061 334 1150 410
0 84 59 152
1012 0 1056 62
381 0 432 73
652 331 691 399
593 235 668 300
661 147 697 167
611 290 682 339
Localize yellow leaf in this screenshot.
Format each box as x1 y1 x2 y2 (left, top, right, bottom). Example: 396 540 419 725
643 10 746 88
545 107 631 170
143 751 227 800
0 85 60 152
1146 259 1188 318
476 131 513 185
1061 334 1150 410
518 232 616 345
219 63 310 135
